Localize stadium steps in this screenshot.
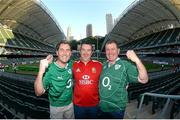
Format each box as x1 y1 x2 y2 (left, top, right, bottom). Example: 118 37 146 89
125 82 180 119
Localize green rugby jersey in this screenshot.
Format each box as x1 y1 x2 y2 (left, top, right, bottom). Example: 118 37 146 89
43 61 73 107
99 58 138 112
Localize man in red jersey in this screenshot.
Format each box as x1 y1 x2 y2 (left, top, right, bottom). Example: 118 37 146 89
72 41 102 119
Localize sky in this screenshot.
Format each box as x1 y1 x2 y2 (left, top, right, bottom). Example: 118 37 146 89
41 0 135 40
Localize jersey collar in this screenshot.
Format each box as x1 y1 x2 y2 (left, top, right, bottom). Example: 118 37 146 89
107 57 120 68
54 62 68 69
79 59 92 65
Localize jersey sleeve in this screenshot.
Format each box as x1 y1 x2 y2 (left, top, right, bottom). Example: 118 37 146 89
126 60 138 83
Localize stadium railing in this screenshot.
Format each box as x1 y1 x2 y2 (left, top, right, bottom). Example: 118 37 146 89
135 92 180 119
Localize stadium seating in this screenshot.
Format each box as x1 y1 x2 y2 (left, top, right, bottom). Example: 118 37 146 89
120 28 180 55
0 27 55 56
0 73 50 118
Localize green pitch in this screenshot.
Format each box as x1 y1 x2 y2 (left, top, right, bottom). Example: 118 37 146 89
4 59 172 75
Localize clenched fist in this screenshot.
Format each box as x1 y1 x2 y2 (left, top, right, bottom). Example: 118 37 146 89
126 50 140 63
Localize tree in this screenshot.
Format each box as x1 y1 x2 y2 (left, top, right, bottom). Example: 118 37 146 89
69 40 78 50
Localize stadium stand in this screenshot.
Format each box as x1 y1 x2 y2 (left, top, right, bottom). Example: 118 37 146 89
0 0 66 66
0 0 179 119
120 28 180 52
0 72 49 118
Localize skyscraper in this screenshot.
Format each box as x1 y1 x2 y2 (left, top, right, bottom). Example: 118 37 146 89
86 24 93 37
114 18 118 27
67 26 72 41
106 13 114 34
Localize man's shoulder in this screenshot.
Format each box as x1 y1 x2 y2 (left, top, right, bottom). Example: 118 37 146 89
92 60 102 65
91 60 103 69
117 59 129 64
45 63 55 74
117 59 136 67
73 60 80 65
72 60 81 69
48 62 55 69
67 60 73 67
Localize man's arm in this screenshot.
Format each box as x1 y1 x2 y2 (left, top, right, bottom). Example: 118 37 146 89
34 55 53 96
126 50 148 84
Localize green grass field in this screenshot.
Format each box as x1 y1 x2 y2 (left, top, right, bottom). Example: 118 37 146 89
4 58 172 75
4 63 39 75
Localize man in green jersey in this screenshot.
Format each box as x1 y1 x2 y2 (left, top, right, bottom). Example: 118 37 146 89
99 40 148 119
34 41 74 119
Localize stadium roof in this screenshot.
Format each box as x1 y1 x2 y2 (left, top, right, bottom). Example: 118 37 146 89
104 0 180 48
0 0 66 46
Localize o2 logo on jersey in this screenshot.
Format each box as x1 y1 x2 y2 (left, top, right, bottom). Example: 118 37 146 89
82 75 90 80
102 77 111 90
66 79 72 88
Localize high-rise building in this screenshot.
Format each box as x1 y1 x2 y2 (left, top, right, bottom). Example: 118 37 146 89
67 26 73 41
106 13 114 34
114 18 118 27
86 24 93 37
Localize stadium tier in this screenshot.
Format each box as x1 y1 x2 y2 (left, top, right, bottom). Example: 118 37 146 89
0 27 55 56
120 28 180 54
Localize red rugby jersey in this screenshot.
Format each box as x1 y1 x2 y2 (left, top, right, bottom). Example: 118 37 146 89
73 60 102 107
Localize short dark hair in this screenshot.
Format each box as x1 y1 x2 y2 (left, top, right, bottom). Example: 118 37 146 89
80 41 93 50
56 41 71 51
105 40 119 48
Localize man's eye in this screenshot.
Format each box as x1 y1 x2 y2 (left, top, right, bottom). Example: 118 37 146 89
59 49 63 51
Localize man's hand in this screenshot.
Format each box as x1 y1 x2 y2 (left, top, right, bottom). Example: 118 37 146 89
39 54 53 74
126 50 140 63
46 54 53 64
126 50 148 84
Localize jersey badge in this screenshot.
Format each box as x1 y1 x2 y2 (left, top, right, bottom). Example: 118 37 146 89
115 64 121 70
76 68 81 72
92 67 96 73
68 69 72 74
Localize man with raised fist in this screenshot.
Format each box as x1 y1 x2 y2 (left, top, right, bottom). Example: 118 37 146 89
99 40 148 119
34 41 74 119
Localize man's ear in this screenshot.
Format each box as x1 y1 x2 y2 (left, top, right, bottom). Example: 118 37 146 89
56 51 58 56
91 50 93 56
70 50 72 56
118 48 120 54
